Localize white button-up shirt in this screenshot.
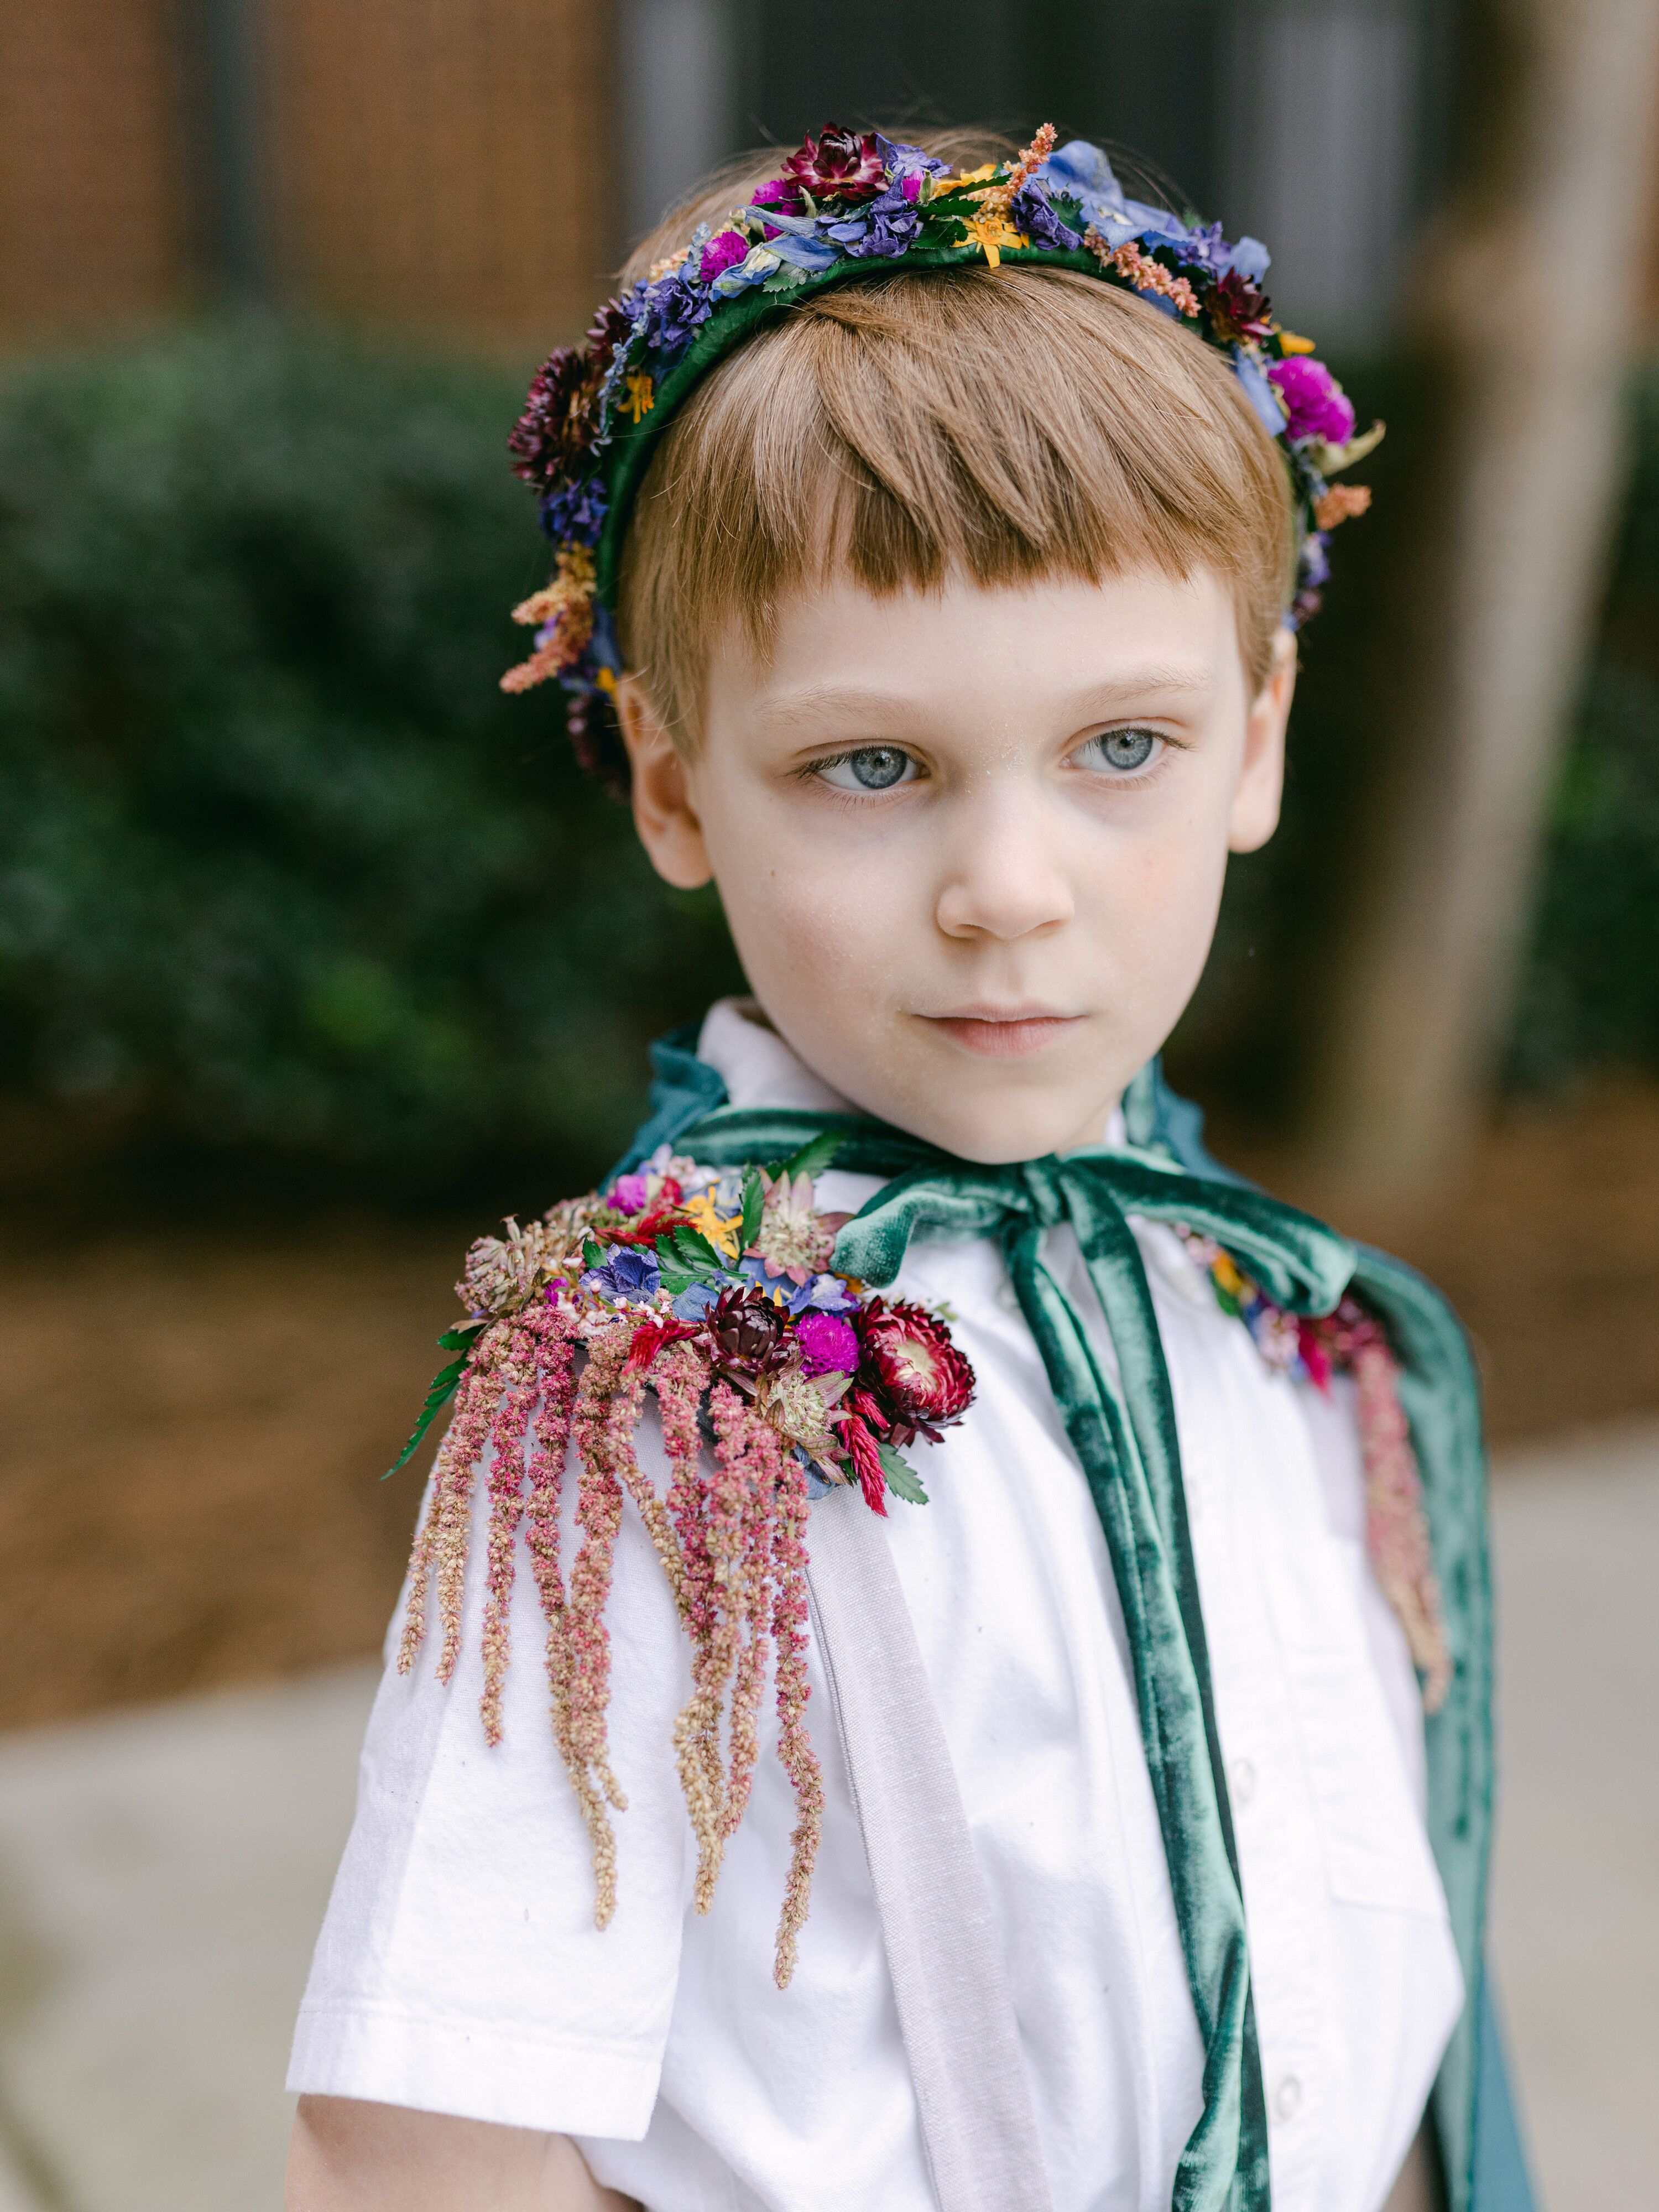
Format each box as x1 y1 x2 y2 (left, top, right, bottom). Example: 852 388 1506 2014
290 1000 1462 2212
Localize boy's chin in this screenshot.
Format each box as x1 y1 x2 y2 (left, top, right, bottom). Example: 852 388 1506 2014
877 1086 1122 1166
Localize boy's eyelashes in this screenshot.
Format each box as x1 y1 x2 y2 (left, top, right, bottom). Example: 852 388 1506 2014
1067 725 1171 778
804 744 922 793
799 724 1177 793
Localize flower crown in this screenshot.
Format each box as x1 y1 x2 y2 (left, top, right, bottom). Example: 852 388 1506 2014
503 123 1383 784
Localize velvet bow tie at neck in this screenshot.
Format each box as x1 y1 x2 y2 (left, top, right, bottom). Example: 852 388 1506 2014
678 1104 1360 2212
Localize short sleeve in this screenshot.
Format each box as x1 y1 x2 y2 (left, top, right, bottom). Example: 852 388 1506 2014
287 1403 694 2138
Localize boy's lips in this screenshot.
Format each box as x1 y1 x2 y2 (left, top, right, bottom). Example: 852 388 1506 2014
919 1007 1084 1060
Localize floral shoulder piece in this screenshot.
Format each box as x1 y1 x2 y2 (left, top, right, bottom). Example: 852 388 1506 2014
1176 1227 1452 1713
391 1134 975 1987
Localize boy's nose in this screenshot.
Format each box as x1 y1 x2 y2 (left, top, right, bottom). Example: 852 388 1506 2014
933 798 1076 941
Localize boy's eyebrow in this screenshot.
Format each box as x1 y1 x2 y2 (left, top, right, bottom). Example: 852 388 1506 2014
757 665 1215 734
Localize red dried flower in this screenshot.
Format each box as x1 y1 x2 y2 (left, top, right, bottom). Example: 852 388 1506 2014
1204 268 1273 343
833 1409 889 1516
858 1299 975 1427
781 124 887 205
508 347 599 489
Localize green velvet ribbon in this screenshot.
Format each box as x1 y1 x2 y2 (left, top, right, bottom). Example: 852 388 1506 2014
679 1104 1369 2212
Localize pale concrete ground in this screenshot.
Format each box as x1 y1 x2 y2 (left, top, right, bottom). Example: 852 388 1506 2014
0 1431 1653 2211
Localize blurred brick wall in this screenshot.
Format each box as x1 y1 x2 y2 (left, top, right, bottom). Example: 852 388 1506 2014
0 0 609 357
266 0 612 353
0 1 192 347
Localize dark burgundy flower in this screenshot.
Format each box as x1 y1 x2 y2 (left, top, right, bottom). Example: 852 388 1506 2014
711 1286 787 1372
1204 268 1273 343
508 348 598 489
781 124 887 205
859 1299 975 1426
564 686 629 797
585 295 635 371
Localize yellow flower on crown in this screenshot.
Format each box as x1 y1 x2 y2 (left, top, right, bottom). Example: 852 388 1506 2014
955 211 1027 269
680 1190 744 1261
622 371 655 424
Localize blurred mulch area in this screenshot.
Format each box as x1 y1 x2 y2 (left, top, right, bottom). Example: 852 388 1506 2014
3 1079 1658 1731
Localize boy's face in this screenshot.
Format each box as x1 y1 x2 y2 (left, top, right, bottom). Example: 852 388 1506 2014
621 567 1294 1164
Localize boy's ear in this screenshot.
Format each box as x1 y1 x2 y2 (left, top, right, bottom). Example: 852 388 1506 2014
615 674 713 889
1228 625 1297 854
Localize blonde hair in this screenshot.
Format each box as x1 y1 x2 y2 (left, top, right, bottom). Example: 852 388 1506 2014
615 133 1297 744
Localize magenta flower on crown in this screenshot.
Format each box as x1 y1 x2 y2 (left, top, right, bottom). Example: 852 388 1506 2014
700 229 749 284
1267 356 1357 446
797 1310 859 1378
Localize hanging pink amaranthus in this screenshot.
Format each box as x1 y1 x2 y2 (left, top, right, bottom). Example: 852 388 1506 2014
1178 1233 1452 1713
390 1145 923 1985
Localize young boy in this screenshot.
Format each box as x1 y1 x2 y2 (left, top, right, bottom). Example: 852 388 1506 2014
286 129 1536 2212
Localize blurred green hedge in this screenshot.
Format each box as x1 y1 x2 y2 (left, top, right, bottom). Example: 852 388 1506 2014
0 324 1653 1212
1506 366 1659 1089
0 321 741 1205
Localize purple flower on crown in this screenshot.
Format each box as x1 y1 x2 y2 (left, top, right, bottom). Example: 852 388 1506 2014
640 268 714 361
539 474 608 546
877 136 948 184
1299 529 1332 588
833 170 925 259
1172 218 1229 274
1010 180 1081 252
1267 356 1355 446
581 1246 661 1303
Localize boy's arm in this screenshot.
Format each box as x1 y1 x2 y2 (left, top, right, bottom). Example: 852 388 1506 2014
286 2096 643 2210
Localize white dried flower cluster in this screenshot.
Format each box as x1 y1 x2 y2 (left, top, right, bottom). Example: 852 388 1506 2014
458 1217 569 1318
752 1169 837 1275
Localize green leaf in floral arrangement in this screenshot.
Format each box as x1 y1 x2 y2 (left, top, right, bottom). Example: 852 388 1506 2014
384 1349 471 1479
878 1442 929 1506
655 1261 696 1297
778 1129 846 1185
738 1165 765 1253
437 1322 486 1353
659 1224 724 1276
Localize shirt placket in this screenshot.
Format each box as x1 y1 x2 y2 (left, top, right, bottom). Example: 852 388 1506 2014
1167 1306 1329 2212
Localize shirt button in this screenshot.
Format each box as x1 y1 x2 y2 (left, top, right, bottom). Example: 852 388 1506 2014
1229 1757 1257 1807
1272 2076 1303 2122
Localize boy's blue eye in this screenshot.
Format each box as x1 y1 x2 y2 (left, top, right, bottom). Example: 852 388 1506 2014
1075 727 1162 774
816 745 918 791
